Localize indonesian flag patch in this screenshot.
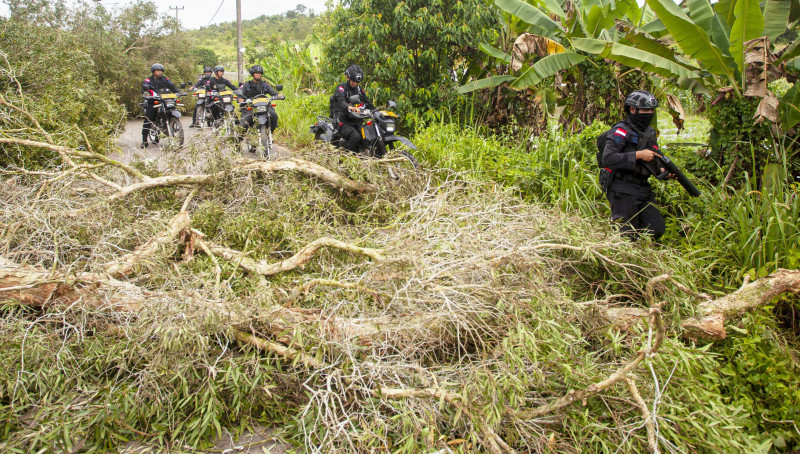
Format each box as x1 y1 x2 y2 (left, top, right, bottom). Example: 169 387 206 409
614 128 628 137
338 86 345 92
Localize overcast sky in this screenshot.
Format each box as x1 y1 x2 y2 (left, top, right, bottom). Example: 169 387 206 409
0 0 331 30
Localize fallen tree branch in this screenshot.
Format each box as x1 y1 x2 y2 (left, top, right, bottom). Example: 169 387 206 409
597 269 800 339
515 276 667 421
626 376 658 454
196 236 384 277
0 256 145 312
104 212 191 278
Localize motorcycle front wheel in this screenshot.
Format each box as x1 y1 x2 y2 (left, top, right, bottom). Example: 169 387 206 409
165 117 184 149
257 124 272 159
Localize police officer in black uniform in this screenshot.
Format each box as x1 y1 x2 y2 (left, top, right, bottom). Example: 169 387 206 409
204 65 239 122
141 63 178 149
601 90 669 240
239 65 281 136
331 64 375 152
189 66 213 128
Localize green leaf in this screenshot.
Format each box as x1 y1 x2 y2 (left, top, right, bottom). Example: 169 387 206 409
777 33 800 63
572 38 700 79
708 12 733 55
729 0 765 74
534 0 567 18
585 4 616 37
479 43 512 63
779 83 800 130
494 0 564 35
509 52 586 89
714 0 737 28
687 0 715 30
645 0 738 84
458 75 516 94
762 0 791 42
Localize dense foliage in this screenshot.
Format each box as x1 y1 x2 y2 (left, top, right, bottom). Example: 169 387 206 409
1 0 800 452
323 0 500 126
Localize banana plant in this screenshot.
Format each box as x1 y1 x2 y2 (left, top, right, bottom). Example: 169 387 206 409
594 0 800 129
459 0 655 93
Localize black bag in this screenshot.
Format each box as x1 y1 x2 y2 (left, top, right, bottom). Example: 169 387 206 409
596 129 611 168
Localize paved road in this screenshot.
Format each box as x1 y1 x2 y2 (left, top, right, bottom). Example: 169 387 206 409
114 118 289 173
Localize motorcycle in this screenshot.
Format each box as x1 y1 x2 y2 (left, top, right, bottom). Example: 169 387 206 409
191 84 209 128
310 95 419 168
238 84 285 159
206 85 238 138
141 82 188 149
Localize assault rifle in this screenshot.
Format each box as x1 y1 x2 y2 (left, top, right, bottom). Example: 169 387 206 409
643 146 701 197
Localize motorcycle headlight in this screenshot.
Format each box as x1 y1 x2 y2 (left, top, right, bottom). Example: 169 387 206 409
222 97 231 102
385 122 396 133
166 101 175 107
256 106 267 112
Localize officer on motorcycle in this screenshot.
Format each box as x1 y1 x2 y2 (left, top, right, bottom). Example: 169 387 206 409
600 90 669 240
204 65 239 122
331 64 375 152
189 66 213 128
239 65 281 137
141 63 178 149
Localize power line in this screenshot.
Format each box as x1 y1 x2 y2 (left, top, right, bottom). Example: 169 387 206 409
206 0 225 26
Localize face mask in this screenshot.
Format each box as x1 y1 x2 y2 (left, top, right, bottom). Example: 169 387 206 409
628 112 655 131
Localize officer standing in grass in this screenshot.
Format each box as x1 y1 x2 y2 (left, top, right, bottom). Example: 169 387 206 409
600 90 669 240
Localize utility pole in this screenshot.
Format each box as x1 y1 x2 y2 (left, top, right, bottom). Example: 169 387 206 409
169 5 184 24
236 0 244 84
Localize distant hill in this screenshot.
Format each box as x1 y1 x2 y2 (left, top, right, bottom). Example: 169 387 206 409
186 6 319 67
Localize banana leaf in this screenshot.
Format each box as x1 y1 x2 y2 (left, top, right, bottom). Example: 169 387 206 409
779 83 800 130
714 0 737 29
646 0 738 83
458 75 516 94
572 38 701 79
729 0 765 74
762 0 791 42
777 38 800 63
687 0 714 30
480 43 513 63
495 0 564 35
509 52 586 89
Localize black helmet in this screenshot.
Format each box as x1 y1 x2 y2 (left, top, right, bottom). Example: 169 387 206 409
151 63 165 73
624 90 658 112
213 65 224 73
345 64 364 82
249 65 264 76
203 66 212 73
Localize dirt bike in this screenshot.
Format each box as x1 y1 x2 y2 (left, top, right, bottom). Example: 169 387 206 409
310 96 419 169
206 87 238 139
141 83 188 149
238 85 285 159
191 85 209 129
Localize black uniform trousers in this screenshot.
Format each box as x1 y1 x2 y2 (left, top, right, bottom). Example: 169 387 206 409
142 105 158 142
339 123 362 152
606 187 665 240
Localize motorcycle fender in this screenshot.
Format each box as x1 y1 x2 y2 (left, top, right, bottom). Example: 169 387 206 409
363 124 378 141
170 110 182 119
383 135 417 149
224 104 234 112
256 114 268 125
